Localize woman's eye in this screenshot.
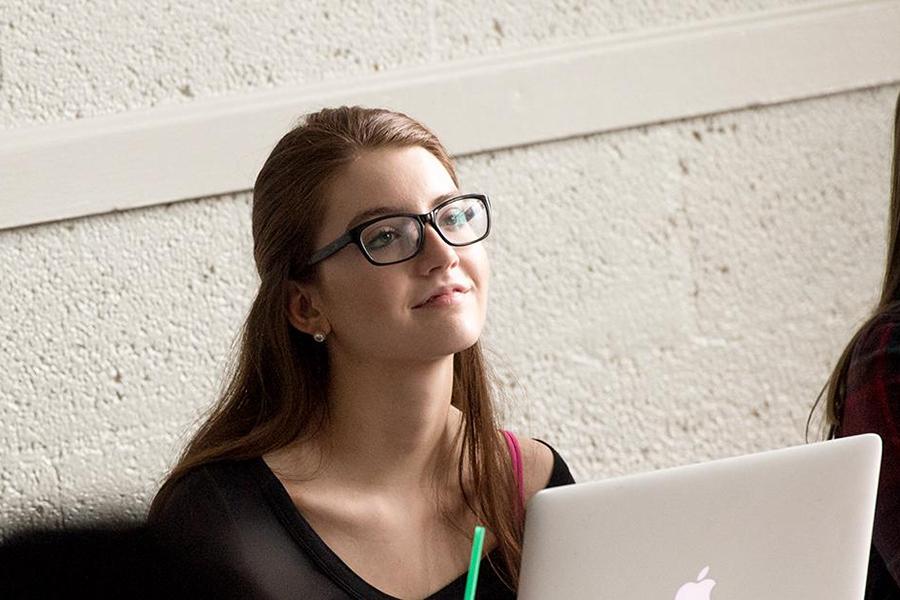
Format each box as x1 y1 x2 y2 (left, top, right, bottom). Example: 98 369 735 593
442 208 471 229
365 229 399 249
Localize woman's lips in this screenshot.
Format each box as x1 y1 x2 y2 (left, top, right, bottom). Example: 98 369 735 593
414 289 468 308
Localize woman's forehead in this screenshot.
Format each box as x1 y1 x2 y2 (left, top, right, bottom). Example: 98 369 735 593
320 146 457 236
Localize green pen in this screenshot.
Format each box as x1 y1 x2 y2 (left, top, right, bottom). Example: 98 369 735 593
463 525 486 600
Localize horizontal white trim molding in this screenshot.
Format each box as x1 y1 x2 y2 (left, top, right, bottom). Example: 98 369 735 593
1 0 899 230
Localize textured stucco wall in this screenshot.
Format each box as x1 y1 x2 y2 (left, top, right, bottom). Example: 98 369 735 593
1 0 813 126
1 0 897 536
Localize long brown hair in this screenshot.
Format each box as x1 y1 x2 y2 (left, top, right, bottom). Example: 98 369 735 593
809 90 900 441
149 106 524 586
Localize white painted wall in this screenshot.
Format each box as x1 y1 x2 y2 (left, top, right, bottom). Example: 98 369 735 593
1 0 898 535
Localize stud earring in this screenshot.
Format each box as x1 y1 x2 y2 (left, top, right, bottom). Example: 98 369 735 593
313 332 327 343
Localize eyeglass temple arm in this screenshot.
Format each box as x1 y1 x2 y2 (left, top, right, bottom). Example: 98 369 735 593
306 231 354 267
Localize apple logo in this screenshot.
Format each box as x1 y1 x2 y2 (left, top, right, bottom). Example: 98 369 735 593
674 566 716 600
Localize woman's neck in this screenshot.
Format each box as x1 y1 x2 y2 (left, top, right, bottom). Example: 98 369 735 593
313 353 464 494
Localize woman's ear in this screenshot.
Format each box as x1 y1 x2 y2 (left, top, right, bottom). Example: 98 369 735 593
286 281 330 336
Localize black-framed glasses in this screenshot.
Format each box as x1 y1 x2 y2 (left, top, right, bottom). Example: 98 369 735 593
305 193 491 267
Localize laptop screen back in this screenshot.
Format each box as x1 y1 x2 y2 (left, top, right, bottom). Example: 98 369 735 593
518 434 881 600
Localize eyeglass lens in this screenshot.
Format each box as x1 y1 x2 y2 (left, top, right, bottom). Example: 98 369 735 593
359 196 489 264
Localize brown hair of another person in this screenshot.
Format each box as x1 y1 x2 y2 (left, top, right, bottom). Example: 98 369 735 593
809 91 900 441
149 106 524 587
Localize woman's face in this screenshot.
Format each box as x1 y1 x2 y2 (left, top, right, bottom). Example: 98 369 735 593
306 145 489 364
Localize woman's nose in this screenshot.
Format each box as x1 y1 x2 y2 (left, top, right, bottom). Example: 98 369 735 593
417 222 460 272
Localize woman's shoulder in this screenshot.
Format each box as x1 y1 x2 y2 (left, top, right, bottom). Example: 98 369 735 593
852 310 900 354
148 459 266 531
845 311 900 382
147 460 286 598
513 435 576 503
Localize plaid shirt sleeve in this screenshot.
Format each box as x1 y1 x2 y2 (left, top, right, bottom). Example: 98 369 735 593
843 318 900 587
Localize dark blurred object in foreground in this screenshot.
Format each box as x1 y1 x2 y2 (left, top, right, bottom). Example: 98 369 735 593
0 522 246 599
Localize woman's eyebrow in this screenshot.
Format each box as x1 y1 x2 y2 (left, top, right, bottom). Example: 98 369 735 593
344 191 458 229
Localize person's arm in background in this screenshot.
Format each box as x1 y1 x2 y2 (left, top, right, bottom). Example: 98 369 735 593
842 319 900 587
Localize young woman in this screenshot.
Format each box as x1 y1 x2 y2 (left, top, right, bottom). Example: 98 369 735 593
148 106 575 599
815 92 900 599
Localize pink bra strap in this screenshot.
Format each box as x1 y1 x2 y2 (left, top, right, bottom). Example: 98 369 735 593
502 430 526 515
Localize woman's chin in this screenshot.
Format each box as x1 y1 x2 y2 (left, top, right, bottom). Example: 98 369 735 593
416 327 482 357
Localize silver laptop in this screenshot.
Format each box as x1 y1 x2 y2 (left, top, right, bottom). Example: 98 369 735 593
518 434 882 599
